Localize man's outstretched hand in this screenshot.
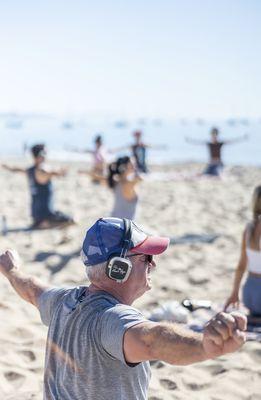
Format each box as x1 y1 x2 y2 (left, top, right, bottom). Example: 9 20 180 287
0 249 47 307
203 312 247 359
0 249 20 277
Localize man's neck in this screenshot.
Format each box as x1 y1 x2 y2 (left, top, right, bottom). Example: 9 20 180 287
88 283 134 305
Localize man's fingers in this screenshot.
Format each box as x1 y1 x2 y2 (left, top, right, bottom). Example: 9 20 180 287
230 312 247 331
216 312 240 336
205 325 224 347
212 312 247 344
211 319 230 341
6 248 19 258
232 329 246 345
0 249 20 269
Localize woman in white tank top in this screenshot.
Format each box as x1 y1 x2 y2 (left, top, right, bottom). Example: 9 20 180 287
107 156 142 220
224 185 261 317
80 156 142 220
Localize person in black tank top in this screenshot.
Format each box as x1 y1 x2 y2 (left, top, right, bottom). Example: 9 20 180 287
186 127 248 176
110 130 166 174
2 144 74 229
131 131 148 173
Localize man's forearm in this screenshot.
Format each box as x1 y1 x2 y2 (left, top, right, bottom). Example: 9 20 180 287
3 270 48 307
145 322 207 365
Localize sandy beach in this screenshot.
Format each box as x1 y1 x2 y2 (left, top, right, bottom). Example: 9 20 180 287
0 159 261 400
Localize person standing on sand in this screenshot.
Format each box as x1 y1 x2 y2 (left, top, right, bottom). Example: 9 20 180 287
2 144 74 229
0 217 246 400
131 130 149 173
185 127 248 176
114 130 166 174
224 185 261 323
70 134 109 183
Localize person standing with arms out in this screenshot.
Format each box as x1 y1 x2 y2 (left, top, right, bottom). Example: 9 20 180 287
131 130 149 173
91 134 109 177
70 134 109 183
185 127 248 176
0 217 246 400
2 144 74 229
114 130 166 174
130 130 166 174
224 186 261 321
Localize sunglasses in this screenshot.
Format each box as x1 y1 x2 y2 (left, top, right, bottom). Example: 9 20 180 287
127 253 153 263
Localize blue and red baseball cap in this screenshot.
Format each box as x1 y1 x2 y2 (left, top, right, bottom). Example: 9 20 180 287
81 217 169 267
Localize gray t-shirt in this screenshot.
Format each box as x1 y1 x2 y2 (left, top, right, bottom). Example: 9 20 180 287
38 286 151 400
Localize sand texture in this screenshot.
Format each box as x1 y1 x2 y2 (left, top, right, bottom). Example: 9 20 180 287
0 160 261 399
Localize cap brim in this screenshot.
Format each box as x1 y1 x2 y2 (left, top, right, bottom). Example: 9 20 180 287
130 236 169 255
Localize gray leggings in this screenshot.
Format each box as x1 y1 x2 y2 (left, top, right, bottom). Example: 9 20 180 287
243 275 261 315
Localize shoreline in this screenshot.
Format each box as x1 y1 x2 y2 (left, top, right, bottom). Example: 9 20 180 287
1 154 261 168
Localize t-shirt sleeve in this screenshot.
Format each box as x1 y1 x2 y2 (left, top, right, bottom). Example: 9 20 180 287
100 304 148 365
38 287 69 326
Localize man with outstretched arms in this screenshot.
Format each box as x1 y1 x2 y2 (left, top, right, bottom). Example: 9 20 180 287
0 217 246 399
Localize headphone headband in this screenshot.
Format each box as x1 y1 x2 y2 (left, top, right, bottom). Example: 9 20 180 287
120 219 132 258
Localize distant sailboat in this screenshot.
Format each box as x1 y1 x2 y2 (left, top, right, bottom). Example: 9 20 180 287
226 118 237 126
114 120 128 128
137 118 147 125
196 118 205 125
62 121 74 129
239 118 249 126
6 117 23 129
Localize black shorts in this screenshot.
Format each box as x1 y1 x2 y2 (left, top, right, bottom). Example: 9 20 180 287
32 211 74 228
48 211 73 223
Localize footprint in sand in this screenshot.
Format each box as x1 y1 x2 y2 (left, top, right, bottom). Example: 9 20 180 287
147 301 160 308
0 301 10 309
183 381 210 391
160 286 168 292
150 360 165 369
5 371 23 381
19 350 36 362
207 363 227 376
160 379 178 390
12 327 32 338
249 348 261 363
4 371 25 388
5 392 39 400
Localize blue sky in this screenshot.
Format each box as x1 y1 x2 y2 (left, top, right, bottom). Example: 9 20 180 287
0 0 260 118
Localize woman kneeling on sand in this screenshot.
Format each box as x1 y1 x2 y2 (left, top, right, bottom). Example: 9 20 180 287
224 185 261 322
80 156 142 220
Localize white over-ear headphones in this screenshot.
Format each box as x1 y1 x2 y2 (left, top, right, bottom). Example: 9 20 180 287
106 219 133 283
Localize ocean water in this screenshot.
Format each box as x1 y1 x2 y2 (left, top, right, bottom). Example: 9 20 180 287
0 115 260 166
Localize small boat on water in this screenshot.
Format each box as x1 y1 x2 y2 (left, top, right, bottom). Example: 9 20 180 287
5 118 23 129
62 121 74 129
114 120 128 128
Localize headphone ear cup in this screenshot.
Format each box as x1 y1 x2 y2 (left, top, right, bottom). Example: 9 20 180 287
106 219 133 283
106 256 132 283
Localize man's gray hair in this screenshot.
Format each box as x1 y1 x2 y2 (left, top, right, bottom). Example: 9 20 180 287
85 262 107 282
